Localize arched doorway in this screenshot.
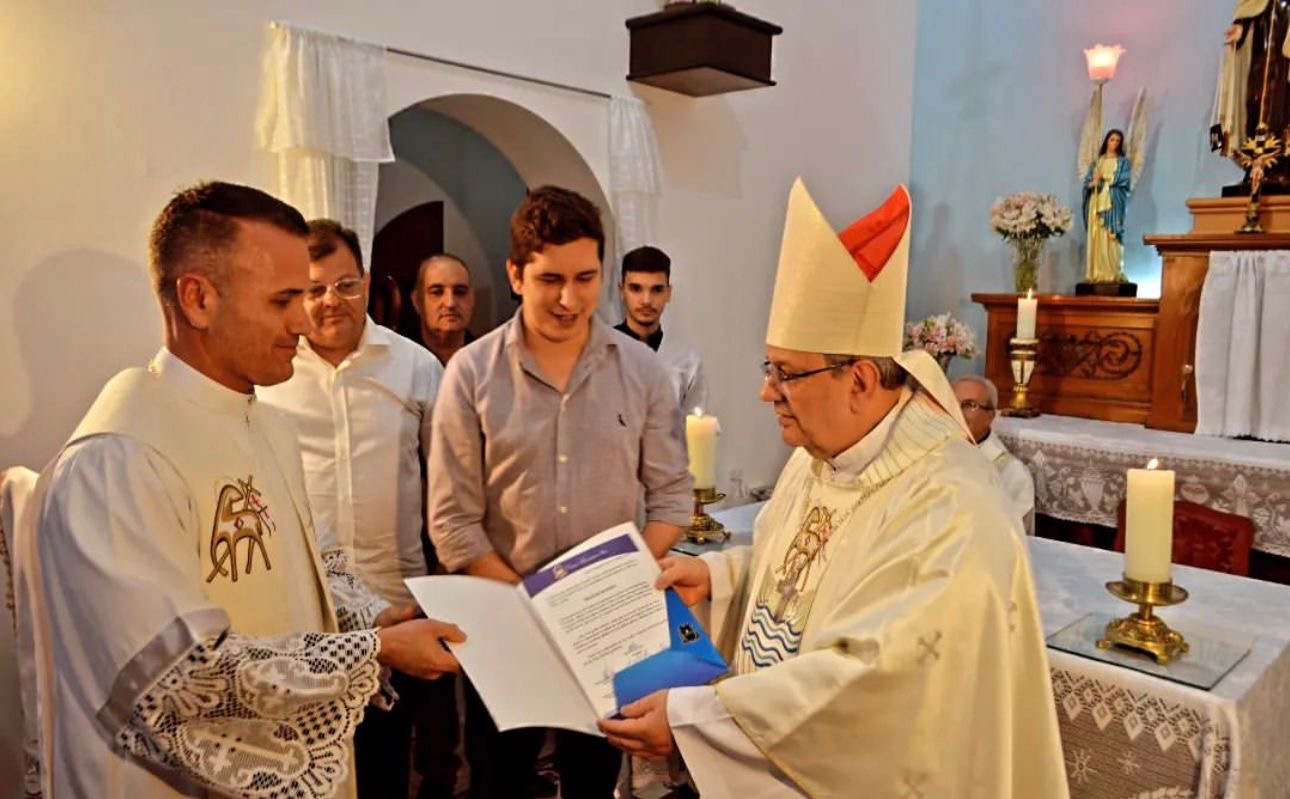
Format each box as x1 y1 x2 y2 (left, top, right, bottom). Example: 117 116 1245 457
373 93 616 339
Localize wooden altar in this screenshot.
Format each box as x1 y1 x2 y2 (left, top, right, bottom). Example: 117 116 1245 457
972 293 1160 423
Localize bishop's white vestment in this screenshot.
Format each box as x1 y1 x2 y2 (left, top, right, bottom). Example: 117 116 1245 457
18 350 390 798
669 390 1068 798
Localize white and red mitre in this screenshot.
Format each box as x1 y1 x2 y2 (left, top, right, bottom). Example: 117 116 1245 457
766 178 969 435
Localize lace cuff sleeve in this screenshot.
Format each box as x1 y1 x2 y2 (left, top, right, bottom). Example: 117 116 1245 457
116 629 381 798
322 548 390 632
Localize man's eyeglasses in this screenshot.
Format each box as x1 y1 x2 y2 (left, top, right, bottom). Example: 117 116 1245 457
306 276 364 301
959 399 995 413
761 359 857 386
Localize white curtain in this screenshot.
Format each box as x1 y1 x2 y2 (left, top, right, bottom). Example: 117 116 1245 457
607 96 663 319
1196 250 1290 442
257 23 394 263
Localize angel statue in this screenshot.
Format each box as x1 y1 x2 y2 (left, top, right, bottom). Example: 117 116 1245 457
1077 87 1148 285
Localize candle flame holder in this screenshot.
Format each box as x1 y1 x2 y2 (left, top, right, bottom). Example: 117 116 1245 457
1096 577 1190 664
688 487 729 544
1001 336 1041 418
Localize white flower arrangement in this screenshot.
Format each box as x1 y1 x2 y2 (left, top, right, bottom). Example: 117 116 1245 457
904 313 979 362
989 192 1074 241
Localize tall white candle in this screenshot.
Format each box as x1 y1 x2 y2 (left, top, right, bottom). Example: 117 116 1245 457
1016 288 1038 340
685 408 718 490
1124 458 1176 584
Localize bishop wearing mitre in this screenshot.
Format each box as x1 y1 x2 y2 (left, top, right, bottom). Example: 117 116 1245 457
600 179 1068 798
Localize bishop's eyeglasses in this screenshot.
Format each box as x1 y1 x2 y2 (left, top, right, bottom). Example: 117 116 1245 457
761 358 858 387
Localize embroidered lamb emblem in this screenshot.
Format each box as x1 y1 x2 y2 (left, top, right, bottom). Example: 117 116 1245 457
206 476 275 583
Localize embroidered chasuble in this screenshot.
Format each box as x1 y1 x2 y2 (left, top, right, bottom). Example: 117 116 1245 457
20 350 387 799
688 391 1068 798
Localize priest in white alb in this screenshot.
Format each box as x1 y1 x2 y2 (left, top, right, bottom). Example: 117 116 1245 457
953 375 1036 534
15 182 464 799
600 179 1068 798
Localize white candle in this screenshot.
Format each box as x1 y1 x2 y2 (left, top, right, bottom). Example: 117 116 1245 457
1124 458 1176 584
1016 288 1038 340
685 408 718 490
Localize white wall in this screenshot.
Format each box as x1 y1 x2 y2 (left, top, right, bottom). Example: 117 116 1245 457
1 1 921 504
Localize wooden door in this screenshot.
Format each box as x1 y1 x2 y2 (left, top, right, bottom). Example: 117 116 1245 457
371 202 445 341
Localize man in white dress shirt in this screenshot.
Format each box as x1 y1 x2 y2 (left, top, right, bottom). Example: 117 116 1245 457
953 375 1036 534
258 219 457 799
614 246 709 413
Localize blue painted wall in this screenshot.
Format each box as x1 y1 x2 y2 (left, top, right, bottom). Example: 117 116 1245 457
909 0 1242 366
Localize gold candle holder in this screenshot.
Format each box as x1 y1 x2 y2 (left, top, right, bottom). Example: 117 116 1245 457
1001 336 1041 418
688 487 729 544
1096 577 1190 664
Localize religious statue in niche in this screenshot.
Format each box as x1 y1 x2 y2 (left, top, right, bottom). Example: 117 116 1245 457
1077 88 1147 289
1212 0 1290 195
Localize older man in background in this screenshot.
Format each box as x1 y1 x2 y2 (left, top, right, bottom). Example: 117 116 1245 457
413 253 477 366
953 375 1035 534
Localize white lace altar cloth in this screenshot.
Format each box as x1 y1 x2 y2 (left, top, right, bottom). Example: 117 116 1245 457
1032 537 1290 799
995 415 1290 557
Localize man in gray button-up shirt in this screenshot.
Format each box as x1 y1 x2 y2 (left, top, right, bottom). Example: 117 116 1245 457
427 186 692 799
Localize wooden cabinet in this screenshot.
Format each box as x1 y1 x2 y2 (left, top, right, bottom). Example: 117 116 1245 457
973 294 1160 423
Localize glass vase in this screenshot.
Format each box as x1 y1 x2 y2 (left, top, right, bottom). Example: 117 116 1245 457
1010 238 1044 293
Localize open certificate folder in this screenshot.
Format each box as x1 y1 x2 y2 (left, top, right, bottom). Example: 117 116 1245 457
406 523 727 736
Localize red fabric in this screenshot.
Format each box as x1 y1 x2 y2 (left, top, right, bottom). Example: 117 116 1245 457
1113 500 1255 577
837 186 910 282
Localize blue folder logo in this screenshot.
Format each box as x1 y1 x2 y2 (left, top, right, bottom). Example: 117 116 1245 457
611 589 729 710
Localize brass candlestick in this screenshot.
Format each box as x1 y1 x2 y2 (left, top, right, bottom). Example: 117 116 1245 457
688 487 728 544
1096 577 1190 664
1001 337 1041 418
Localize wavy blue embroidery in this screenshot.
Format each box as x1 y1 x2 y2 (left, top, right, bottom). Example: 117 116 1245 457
738 602 802 670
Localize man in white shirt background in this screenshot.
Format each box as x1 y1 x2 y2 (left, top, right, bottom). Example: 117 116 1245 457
953 375 1036 534
258 220 457 799
614 246 709 413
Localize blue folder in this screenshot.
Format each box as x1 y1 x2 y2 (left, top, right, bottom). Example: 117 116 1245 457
612 588 729 709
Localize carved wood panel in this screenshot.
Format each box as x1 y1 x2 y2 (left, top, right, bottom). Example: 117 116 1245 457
1038 329 1144 380
973 294 1159 424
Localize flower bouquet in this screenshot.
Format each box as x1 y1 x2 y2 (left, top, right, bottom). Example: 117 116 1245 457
989 192 1073 292
904 313 979 370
